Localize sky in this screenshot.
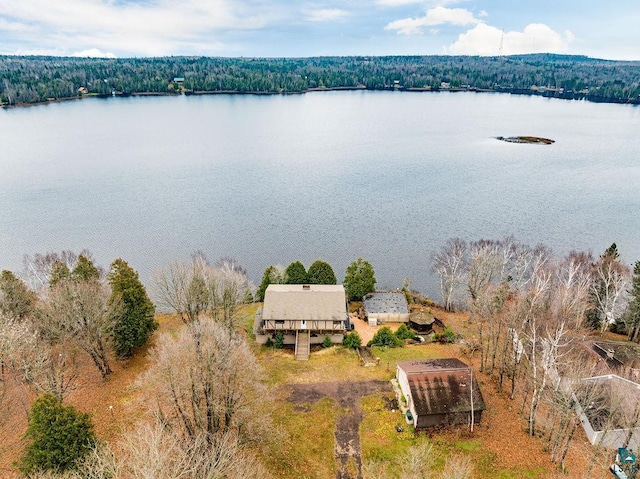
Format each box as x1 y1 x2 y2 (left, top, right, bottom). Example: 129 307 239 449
0 0 639 61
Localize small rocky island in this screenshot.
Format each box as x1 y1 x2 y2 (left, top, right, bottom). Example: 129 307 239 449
496 136 555 144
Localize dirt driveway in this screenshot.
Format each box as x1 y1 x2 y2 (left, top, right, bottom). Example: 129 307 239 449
351 313 402 345
287 380 393 479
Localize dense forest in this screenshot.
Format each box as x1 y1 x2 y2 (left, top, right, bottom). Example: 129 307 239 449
1 53 640 106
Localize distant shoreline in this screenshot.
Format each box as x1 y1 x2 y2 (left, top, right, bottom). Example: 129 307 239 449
2 85 639 110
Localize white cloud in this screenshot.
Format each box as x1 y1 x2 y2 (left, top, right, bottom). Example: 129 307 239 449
0 17 37 33
0 0 283 56
447 23 575 56
376 0 423 6
376 0 464 7
385 6 482 35
304 8 349 22
72 48 116 58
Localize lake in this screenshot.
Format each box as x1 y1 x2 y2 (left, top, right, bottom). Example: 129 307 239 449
1 91 639 299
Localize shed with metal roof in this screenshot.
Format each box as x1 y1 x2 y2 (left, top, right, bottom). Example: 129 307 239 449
396 358 485 428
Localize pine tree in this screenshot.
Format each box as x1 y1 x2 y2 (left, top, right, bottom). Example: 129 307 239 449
0 270 35 320
72 254 101 281
49 261 71 287
19 394 96 474
256 265 278 302
307 260 337 285
108 258 157 357
284 261 308 284
344 258 376 301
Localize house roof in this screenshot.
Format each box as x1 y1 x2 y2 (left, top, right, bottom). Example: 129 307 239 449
398 359 485 416
262 284 347 321
363 292 408 315
397 358 468 374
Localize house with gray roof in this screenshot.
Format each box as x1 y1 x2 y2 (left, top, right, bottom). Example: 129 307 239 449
362 292 409 325
254 284 349 360
396 358 485 429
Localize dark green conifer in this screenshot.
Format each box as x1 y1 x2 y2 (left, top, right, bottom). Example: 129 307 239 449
108 258 157 357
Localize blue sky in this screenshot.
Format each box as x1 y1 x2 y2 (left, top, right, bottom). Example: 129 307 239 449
1 0 639 60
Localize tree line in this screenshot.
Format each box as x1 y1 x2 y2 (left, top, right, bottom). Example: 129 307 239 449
1 249 271 478
2 53 640 106
255 257 376 302
431 237 640 473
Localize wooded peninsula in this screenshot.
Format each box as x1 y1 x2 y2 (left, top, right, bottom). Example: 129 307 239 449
2 53 640 106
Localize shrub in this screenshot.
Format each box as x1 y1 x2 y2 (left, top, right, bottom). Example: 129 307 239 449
322 335 333 348
395 323 417 340
342 331 363 349
369 326 403 348
274 332 284 349
19 394 96 474
434 327 456 344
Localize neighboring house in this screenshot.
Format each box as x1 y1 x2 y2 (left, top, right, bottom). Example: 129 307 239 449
363 292 409 325
254 284 349 360
396 358 485 429
574 374 640 450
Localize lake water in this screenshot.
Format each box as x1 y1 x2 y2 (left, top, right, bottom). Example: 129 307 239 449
1 91 639 299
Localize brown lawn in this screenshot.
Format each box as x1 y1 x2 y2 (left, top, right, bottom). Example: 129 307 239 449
0 307 608 479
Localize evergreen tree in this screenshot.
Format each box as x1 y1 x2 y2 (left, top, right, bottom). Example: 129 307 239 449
72 254 101 281
344 258 376 301
368 326 403 348
342 331 362 349
395 323 417 340
604 242 620 259
19 394 96 474
284 261 308 284
307 260 337 285
49 261 71 287
0 270 35 320
256 265 283 301
108 258 157 357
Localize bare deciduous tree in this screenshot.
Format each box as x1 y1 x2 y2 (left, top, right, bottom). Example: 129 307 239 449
441 455 473 479
590 252 630 336
154 255 252 330
400 442 437 479
153 260 209 323
1 315 77 399
39 279 114 379
22 249 98 294
121 422 270 479
144 320 271 446
432 238 467 312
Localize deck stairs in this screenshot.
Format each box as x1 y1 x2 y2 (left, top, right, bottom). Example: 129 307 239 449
295 330 310 361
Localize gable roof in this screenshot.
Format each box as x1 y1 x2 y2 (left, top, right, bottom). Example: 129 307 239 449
398 359 485 416
262 284 347 321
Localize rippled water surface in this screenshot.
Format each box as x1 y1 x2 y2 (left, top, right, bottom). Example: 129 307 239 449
1 91 639 297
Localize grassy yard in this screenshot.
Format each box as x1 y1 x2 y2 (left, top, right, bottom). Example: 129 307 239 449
257 339 564 479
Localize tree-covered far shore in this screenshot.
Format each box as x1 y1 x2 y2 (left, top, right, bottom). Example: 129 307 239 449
1 53 639 106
